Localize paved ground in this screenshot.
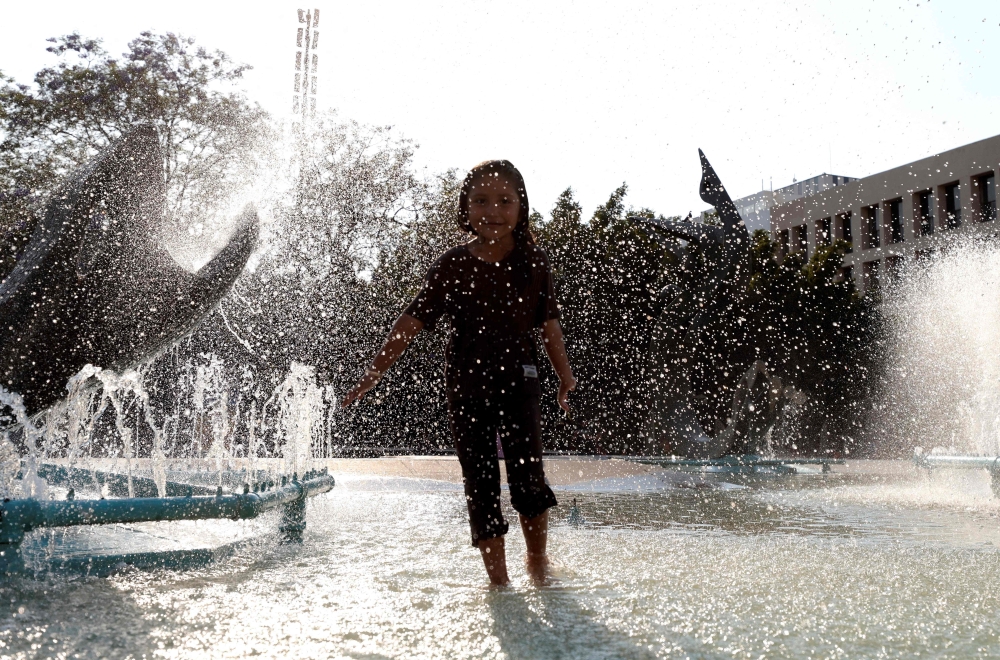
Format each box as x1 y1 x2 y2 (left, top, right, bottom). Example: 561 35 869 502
319 456 667 486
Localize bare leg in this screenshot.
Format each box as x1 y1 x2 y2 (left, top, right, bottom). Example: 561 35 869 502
478 536 510 586
520 510 550 582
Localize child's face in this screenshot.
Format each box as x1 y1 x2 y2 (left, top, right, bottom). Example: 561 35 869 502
467 174 520 242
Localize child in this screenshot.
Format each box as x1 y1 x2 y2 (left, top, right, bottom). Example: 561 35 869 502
342 160 576 586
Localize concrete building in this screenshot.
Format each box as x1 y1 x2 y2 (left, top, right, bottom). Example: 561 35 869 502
704 173 856 233
771 134 999 294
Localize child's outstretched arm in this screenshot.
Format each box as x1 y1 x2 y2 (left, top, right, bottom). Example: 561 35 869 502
540 319 576 412
341 313 425 407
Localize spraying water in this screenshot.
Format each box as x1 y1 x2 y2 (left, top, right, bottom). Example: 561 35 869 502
882 239 1000 455
266 362 325 477
0 355 326 499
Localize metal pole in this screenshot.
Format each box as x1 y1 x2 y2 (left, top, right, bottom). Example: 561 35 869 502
913 453 1000 498
294 8 320 125
302 9 311 124
628 454 844 468
915 454 1000 470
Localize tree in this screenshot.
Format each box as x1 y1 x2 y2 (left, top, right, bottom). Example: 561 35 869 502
355 170 470 451
536 186 682 452
216 114 423 370
742 231 882 454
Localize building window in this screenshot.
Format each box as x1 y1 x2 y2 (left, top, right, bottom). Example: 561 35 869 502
943 182 961 229
888 199 904 243
917 190 935 236
792 224 808 255
836 212 853 252
815 217 832 246
976 172 996 222
864 205 881 249
837 265 853 284
778 229 790 257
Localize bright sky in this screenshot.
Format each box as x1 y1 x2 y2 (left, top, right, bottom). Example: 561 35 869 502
2 0 998 219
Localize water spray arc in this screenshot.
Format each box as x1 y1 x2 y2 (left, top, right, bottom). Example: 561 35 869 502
0 125 259 418
0 116 338 580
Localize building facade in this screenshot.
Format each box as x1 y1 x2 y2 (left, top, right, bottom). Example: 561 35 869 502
704 173 856 233
770 134 999 294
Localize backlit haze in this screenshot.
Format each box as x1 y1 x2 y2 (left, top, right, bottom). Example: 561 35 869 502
2 0 998 217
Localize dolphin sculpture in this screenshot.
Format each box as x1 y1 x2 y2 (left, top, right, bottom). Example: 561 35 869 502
632 150 757 458
0 124 258 418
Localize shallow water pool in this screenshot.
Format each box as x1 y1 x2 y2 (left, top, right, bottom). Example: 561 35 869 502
4 466 1000 659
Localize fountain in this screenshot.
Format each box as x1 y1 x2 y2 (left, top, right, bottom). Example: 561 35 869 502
887 242 1000 496
0 126 334 577
0 469 334 576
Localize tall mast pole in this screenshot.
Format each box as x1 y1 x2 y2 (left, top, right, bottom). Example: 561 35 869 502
293 8 320 129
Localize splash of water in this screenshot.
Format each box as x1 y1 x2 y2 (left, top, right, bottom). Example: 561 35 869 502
0 355 326 499
191 354 234 476
0 385 48 499
266 362 324 477
882 239 1000 454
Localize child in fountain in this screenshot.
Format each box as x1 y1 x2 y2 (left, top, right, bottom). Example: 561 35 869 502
342 160 576 586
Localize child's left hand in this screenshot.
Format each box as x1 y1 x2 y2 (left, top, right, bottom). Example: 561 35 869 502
558 376 577 413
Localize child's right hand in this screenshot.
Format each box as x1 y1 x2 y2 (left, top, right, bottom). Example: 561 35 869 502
341 369 382 408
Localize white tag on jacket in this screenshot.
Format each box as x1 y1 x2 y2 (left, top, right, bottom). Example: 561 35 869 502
522 365 538 378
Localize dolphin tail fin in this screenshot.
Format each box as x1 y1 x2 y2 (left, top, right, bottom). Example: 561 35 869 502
698 149 745 233
698 149 752 285
187 205 259 308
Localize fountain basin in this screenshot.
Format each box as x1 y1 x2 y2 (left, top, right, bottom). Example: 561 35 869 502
1 471 334 576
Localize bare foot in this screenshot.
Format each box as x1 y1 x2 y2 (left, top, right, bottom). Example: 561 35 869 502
525 551 550 584
519 510 550 584
479 536 510 586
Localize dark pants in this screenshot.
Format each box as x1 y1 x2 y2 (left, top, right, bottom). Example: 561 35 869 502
448 395 558 546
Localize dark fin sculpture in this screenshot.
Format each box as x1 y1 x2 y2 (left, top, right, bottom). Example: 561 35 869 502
631 151 753 458
696 148 752 297
0 125 258 417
